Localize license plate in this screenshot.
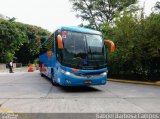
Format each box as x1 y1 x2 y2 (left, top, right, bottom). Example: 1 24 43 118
84 80 92 84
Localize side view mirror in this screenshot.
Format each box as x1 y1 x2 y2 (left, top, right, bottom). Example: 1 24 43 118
47 50 52 60
57 35 63 49
104 40 115 53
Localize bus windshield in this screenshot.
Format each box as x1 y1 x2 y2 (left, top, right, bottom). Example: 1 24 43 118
61 31 107 69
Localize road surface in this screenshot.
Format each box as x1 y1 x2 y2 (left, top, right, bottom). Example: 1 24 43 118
0 71 160 114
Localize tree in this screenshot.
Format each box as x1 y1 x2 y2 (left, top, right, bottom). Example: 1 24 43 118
15 25 50 65
142 13 160 81
152 1 160 14
0 18 50 64
70 0 137 30
102 9 160 81
0 19 27 62
106 9 138 78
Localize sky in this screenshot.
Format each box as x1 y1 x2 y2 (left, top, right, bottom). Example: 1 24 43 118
0 0 158 32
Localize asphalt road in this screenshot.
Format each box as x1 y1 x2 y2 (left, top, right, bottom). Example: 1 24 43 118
0 71 160 114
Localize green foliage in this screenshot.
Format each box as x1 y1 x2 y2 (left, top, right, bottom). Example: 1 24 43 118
15 24 50 64
4 52 15 62
0 18 50 64
0 19 27 62
102 10 160 81
33 58 39 64
70 0 138 30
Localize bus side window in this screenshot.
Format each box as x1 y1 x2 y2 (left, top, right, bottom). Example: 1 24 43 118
55 30 63 63
55 30 61 50
40 36 48 55
48 34 54 52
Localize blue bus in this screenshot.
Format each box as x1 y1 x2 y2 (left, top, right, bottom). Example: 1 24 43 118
39 26 115 86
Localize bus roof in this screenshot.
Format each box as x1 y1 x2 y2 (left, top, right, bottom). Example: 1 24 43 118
57 26 102 35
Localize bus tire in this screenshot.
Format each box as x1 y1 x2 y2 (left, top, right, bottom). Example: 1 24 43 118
40 73 44 77
40 67 44 77
51 73 57 86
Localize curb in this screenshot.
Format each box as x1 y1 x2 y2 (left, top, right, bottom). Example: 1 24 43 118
108 79 160 86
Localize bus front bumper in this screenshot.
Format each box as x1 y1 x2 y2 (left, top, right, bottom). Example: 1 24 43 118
57 72 107 86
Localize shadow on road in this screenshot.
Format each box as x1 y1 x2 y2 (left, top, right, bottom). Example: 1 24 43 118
58 86 102 93
42 75 103 93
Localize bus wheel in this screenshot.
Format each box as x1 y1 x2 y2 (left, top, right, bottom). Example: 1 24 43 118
40 67 44 77
51 73 57 86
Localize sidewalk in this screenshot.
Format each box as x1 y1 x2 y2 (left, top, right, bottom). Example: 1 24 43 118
108 78 160 86
0 67 29 73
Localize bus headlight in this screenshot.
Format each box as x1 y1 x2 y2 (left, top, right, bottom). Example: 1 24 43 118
65 71 71 75
100 72 107 76
60 69 71 76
